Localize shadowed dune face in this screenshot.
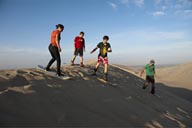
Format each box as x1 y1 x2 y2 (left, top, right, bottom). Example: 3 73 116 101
114 62 192 90
0 65 192 127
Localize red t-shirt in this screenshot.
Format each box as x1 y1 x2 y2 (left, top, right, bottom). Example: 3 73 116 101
51 30 61 47
74 36 85 49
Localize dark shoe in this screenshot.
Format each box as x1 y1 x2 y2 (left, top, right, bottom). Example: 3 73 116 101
57 73 65 77
142 86 147 89
45 67 50 71
91 68 97 76
103 77 108 81
151 89 155 95
80 63 84 67
103 74 108 81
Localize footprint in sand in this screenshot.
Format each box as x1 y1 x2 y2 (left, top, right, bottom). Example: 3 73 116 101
17 70 29 75
23 73 35 81
125 96 132 100
163 111 186 128
145 121 164 128
7 85 35 94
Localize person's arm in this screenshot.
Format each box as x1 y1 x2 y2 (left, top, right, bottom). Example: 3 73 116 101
153 67 156 77
108 47 112 52
56 34 61 52
74 37 77 50
107 44 112 52
90 47 98 54
83 39 85 52
140 68 145 77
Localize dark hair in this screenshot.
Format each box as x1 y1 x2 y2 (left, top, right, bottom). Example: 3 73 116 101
150 59 155 64
56 24 64 29
80 31 84 35
103 35 109 40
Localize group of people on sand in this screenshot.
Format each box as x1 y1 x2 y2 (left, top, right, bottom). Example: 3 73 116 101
45 24 156 95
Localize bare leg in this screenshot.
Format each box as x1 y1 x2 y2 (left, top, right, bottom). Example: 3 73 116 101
104 64 108 81
92 62 100 75
104 64 108 74
80 56 84 67
71 55 76 65
95 62 100 69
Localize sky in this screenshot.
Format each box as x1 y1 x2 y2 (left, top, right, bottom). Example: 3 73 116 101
0 0 192 69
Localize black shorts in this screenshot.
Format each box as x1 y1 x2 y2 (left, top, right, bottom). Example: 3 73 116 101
74 48 83 56
146 76 155 84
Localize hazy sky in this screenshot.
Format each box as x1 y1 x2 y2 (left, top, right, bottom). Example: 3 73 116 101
0 0 192 69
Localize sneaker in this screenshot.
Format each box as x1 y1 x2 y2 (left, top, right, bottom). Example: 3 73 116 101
151 89 155 95
80 63 84 67
57 73 65 77
45 67 50 72
142 86 146 89
103 74 108 81
91 68 97 76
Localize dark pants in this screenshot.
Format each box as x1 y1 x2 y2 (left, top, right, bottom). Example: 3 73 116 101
145 76 155 94
46 44 61 75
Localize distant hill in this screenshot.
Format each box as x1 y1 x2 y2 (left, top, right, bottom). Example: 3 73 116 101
0 63 192 127
156 62 192 90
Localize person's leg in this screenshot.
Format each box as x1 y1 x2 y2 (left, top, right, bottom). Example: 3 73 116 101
80 48 84 67
80 56 84 67
92 57 101 75
103 64 108 81
71 55 76 65
46 45 56 71
150 76 155 94
143 76 150 89
95 62 100 70
51 46 61 76
103 57 109 80
71 49 78 65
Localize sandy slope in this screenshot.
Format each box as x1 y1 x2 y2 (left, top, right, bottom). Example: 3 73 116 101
114 62 192 90
0 63 192 127
156 62 192 90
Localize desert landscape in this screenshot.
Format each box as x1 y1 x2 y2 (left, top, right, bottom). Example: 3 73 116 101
0 62 192 127
114 62 192 90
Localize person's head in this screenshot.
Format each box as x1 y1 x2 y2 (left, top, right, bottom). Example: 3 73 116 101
56 24 64 32
79 31 85 38
103 35 109 43
150 59 155 65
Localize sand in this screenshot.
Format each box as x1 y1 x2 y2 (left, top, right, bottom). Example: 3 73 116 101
156 62 192 90
0 63 192 127
114 62 192 90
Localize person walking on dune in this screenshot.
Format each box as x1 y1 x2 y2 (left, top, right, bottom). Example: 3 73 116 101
71 31 85 67
46 24 64 76
140 60 156 94
90 36 112 81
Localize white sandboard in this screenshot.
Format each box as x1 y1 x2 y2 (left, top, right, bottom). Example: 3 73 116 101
37 65 71 80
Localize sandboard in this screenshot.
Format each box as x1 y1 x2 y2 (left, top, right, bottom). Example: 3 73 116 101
36 65 72 80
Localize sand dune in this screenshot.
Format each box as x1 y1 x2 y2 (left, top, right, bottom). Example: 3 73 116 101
0 63 192 127
114 62 192 90
156 62 192 90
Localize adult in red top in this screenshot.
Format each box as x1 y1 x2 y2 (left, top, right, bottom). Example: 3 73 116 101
71 31 85 67
46 24 64 76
